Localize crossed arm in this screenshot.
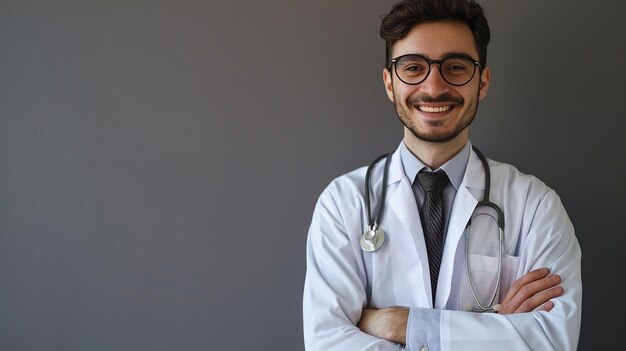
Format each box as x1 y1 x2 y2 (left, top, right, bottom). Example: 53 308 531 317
358 267 564 344
304 185 581 350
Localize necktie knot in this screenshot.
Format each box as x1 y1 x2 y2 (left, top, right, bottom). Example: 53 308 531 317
417 171 449 193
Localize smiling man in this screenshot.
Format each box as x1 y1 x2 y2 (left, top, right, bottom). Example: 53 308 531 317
303 1 582 350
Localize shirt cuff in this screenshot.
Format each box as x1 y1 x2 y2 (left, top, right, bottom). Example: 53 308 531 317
406 307 441 351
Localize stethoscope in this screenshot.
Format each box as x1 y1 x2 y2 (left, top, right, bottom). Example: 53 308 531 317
361 146 505 312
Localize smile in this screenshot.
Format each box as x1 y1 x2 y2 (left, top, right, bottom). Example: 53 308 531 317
417 105 452 113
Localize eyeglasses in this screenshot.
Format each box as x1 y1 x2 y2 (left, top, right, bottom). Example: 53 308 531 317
389 54 481 86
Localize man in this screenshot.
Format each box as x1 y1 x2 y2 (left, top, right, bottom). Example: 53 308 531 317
302 0 582 350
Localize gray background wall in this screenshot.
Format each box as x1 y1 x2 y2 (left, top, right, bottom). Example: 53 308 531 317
0 1 624 350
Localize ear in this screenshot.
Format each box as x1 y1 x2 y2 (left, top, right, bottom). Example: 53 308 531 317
478 66 490 100
383 68 395 102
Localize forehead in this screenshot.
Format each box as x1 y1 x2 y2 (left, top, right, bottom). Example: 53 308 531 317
392 21 478 59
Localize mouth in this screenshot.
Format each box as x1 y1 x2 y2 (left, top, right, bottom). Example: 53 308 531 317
416 105 453 113
409 93 464 115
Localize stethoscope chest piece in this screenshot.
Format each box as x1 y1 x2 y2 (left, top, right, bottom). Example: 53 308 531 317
360 225 385 252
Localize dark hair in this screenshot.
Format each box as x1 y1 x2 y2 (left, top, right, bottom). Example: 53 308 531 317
380 0 490 68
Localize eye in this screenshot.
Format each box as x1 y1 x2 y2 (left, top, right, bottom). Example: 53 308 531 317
448 64 467 71
397 56 428 75
442 58 473 76
403 64 426 72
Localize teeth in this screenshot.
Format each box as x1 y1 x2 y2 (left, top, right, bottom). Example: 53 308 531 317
419 105 451 113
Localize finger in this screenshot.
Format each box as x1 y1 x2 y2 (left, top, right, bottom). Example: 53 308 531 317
501 268 550 304
499 274 561 314
514 285 563 313
538 300 555 312
507 274 561 311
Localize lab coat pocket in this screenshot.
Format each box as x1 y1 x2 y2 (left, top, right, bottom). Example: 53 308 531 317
459 253 520 311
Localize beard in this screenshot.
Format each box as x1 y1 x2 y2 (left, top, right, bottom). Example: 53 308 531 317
393 91 479 143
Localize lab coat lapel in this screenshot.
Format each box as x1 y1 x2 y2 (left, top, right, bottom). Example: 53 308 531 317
435 150 485 308
386 150 433 307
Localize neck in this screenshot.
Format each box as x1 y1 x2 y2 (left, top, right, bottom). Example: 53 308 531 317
403 128 468 169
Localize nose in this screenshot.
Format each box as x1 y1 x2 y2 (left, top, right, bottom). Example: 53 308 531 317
419 64 451 95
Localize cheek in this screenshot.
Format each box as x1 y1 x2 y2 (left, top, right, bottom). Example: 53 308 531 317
394 86 418 105
462 86 481 106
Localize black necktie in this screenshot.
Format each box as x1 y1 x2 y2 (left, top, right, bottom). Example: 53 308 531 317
416 171 449 304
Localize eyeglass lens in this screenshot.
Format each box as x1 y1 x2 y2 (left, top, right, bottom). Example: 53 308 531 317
394 55 477 86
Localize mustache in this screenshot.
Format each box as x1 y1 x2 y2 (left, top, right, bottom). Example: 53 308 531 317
408 93 464 105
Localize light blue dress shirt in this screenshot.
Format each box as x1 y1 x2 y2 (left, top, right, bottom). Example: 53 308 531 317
399 141 470 235
399 141 471 351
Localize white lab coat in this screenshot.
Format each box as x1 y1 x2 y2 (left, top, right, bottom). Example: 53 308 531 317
303 144 581 351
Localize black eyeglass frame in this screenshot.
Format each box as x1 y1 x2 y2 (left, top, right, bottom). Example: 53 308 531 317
388 53 482 87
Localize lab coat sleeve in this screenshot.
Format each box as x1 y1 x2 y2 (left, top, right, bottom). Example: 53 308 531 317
430 189 581 351
303 183 405 351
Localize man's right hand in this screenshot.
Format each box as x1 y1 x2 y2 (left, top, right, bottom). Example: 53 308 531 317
497 267 563 314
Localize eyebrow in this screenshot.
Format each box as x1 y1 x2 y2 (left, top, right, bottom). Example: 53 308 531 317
396 51 477 61
419 52 477 60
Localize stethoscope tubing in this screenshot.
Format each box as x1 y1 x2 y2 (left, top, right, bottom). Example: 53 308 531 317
365 153 392 231
362 145 505 312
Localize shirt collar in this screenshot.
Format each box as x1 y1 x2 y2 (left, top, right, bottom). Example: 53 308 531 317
399 140 471 191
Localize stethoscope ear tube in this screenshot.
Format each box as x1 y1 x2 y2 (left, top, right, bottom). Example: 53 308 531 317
466 221 504 312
